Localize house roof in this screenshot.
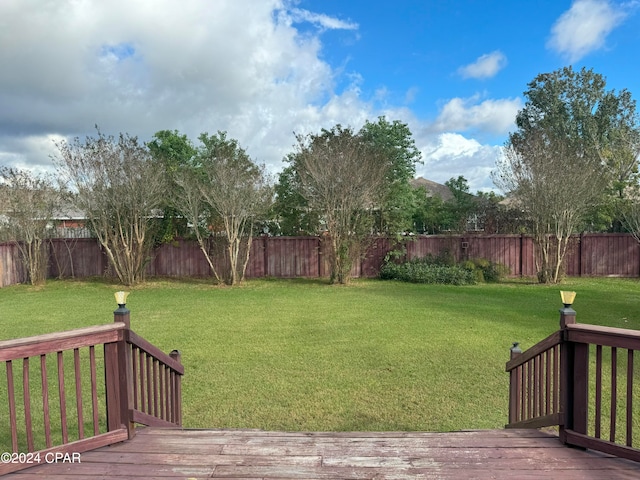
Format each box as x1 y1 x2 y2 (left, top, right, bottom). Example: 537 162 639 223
410 177 454 202
53 207 87 220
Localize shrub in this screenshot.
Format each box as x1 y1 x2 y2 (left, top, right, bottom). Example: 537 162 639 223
461 258 509 283
380 255 508 285
379 258 476 285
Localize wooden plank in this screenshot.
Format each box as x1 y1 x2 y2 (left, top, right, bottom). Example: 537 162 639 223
146 353 152 414
104 342 121 432
73 348 84 440
139 348 146 414
57 351 68 444
611 347 618 442
9 428 640 480
6 360 18 452
627 349 634 447
127 330 184 374
40 354 52 448
573 342 589 435
89 346 99 436
131 409 179 427
132 428 556 438
23 357 34 452
505 413 563 430
595 344 603 438
0 324 123 362
506 331 562 370
566 324 640 351
565 429 640 463
0 428 128 476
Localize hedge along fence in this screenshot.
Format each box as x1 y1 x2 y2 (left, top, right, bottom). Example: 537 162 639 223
1 233 639 287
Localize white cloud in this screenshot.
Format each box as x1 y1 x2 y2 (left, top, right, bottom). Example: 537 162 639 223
457 51 507 80
0 0 369 172
427 96 522 136
0 0 514 194
289 8 358 31
415 133 503 192
547 0 627 61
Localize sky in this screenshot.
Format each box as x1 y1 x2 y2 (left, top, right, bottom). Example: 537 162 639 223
0 0 638 192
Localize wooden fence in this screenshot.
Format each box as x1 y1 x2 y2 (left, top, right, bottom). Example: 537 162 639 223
1 233 639 287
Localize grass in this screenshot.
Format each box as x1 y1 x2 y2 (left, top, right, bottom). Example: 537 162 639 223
1 276 640 438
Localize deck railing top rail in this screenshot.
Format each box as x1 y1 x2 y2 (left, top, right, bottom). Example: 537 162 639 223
0 323 125 362
565 323 640 350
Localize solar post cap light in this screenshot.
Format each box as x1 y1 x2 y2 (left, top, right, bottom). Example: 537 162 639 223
114 291 130 308
560 290 576 308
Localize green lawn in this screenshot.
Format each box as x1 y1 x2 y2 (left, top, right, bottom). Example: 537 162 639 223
1 276 640 434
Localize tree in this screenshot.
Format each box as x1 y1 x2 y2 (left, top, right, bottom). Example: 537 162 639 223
55 130 166 286
0 167 60 285
494 67 638 283
412 190 449 234
360 117 422 234
174 131 272 285
590 89 640 231
472 191 521 234
495 132 604 283
274 117 422 237
444 176 476 232
289 125 388 284
622 192 640 245
147 130 198 242
514 67 640 230
271 164 321 236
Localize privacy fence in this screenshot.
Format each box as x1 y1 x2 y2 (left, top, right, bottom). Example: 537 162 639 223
1 233 639 287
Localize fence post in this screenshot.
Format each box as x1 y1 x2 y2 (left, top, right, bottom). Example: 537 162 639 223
508 342 522 425
558 292 588 444
105 292 135 439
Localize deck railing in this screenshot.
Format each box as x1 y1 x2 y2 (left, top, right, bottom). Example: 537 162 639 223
507 300 640 462
0 299 183 475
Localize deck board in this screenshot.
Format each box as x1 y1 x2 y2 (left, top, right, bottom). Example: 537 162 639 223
6 428 639 479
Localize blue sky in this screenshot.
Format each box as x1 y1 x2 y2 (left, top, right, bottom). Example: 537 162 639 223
298 0 639 141
0 0 638 192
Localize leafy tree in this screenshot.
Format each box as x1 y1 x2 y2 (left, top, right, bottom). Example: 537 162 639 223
147 130 197 242
174 131 273 285
588 89 640 231
55 130 166 286
274 117 422 237
289 125 388 284
360 117 422 234
444 176 476 232
271 164 321 236
412 190 449 234
494 66 639 283
0 167 61 285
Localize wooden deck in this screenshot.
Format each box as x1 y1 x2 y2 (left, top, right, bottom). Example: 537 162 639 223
5 428 639 479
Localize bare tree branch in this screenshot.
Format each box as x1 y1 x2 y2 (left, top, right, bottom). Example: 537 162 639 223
0 167 60 285
54 130 166 286
292 126 388 284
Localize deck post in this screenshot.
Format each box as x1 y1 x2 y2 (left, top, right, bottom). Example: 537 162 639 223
559 302 588 444
105 296 135 439
508 342 522 424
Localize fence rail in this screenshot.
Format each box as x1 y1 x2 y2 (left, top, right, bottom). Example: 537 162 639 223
2 233 640 287
506 304 640 463
0 304 183 475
